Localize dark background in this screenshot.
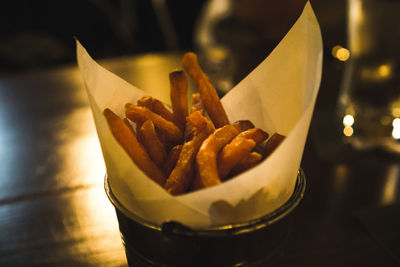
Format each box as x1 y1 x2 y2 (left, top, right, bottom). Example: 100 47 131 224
0 0 206 73
0 0 346 75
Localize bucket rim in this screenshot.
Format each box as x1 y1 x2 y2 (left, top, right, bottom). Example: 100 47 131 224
104 168 306 235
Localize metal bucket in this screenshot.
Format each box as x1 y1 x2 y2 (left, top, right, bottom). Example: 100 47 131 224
105 169 306 267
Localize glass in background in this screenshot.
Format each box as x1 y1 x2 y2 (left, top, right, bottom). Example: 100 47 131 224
337 0 400 153
193 0 306 95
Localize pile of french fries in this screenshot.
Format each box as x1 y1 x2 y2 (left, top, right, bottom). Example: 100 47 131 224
104 52 285 195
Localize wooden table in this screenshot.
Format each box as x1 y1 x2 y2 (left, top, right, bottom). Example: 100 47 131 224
0 48 399 266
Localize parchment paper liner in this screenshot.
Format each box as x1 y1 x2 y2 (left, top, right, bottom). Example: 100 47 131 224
77 1 322 228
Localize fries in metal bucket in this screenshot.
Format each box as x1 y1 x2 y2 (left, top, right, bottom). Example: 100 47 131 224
103 52 286 195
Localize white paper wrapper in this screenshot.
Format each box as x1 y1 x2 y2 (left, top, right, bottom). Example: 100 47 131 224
77 1 322 228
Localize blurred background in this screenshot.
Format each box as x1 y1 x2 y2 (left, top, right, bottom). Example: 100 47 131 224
0 0 206 73
0 0 345 75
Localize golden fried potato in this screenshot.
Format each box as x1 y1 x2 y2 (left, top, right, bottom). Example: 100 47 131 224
165 112 215 195
140 120 168 167
137 96 175 123
196 125 239 188
103 108 166 186
182 52 229 128
230 152 263 177
125 104 183 144
218 138 256 180
162 144 183 176
264 133 286 157
169 70 188 130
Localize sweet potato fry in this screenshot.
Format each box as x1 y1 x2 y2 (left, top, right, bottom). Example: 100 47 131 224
125 104 183 143
184 94 208 141
123 118 134 132
124 117 145 144
137 96 175 123
196 125 239 188
186 110 215 133
236 128 269 144
230 152 263 177
264 133 286 158
169 70 188 130
218 138 256 180
104 52 279 195
103 108 166 186
190 93 206 115
215 128 267 179
182 52 229 128
140 120 168 167
184 122 196 142
162 144 183 176
232 120 255 132
165 113 215 195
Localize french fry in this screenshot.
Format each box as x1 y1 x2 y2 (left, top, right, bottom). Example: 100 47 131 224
169 70 188 130
264 133 286 158
140 120 168 167
184 122 195 142
104 52 281 195
184 94 207 141
125 104 183 143
191 93 206 115
217 137 256 180
196 125 239 188
162 144 183 176
236 128 269 144
137 96 175 123
232 120 255 132
186 110 216 133
184 110 215 141
182 52 229 128
123 117 135 132
216 128 267 179
103 108 166 186
124 117 145 145
165 112 215 195
230 152 263 177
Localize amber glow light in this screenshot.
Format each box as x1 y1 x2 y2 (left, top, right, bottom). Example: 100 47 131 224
392 118 400 139
381 165 399 205
331 45 350 61
378 64 392 78
343 126 354 137
343 114 354 126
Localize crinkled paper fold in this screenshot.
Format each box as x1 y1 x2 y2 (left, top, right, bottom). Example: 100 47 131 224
77 1 322 228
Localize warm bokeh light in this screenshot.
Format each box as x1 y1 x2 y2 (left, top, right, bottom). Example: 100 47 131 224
343 126 354 137
348 0 366 57
381 165 399 205
393 118 400 127
393 108 400 118
391 101 400 117
392 121 400 139
331 45 350 61
378 64 392 78
360 62 393 81
343 114 355 127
